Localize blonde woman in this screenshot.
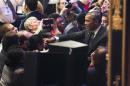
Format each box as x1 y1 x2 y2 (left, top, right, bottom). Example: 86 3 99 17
24 16 42 34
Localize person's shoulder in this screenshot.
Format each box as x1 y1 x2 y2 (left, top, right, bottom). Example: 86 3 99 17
27 11 46 20
100 25 108 32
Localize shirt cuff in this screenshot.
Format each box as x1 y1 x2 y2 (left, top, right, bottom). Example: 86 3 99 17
54 36 59 42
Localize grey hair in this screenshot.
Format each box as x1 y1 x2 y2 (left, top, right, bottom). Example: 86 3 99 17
88 6 102 24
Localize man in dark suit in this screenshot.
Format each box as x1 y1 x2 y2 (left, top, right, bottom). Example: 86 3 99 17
44 7 108 56
44 7 108 86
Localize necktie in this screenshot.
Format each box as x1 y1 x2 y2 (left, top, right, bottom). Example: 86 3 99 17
6 0 17 19
87 31 95 44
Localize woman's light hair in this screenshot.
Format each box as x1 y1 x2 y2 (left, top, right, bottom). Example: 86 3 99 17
24 16 38 30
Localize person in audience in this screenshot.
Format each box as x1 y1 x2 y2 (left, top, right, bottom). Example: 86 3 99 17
0 23 18 34
59 0 83 16
63 12 80 34
17 30 33 50
24 16 42 34
56 0 66 14
1 31 20 53
38 0 49 13
0 24 18 78
88 46 107 86
90 0 110 13
101 12 109 29
77 0 93 13
76 13 86 31
0 45 25 86
22 0 44 14
28 35 44 51
0 23 18 51
100 0 110 13
48 13 65 35
0 0 24 28
0 31 20 83
19 0 46 30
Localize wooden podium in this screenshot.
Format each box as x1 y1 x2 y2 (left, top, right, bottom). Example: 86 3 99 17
24 40 88 86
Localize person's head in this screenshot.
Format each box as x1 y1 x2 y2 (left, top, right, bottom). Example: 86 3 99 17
48 13 65 33
24 17 40 33
76 13 86 30
77 13 86 25
25 0 38 11
0 23 18 42
36 1 44 14
101 12 108 27
28 35 43 51
0 23 18 33
85 7 102 31
2 31 20 52
57 0 66 13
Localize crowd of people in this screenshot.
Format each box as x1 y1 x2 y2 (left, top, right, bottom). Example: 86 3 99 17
0 0 110 86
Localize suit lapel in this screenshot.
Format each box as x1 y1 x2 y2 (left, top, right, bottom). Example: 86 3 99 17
88 26 107 53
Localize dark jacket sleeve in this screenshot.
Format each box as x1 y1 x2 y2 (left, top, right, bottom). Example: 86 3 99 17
59 30 86 42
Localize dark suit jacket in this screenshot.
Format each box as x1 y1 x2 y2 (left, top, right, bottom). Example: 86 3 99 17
59 26 108 56
19 11 46 30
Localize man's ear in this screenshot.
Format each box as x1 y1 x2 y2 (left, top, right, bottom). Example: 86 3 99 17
94 21 98 25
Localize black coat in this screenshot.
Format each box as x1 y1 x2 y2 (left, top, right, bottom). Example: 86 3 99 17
59 26 108 55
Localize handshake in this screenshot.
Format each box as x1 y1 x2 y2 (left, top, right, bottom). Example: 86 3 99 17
43 37 57 48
